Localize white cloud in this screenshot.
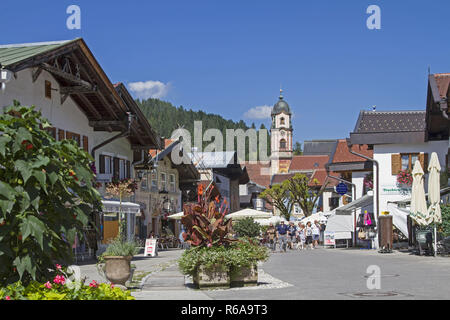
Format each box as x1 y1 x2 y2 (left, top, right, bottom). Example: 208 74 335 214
128 80 171 99
244 105 272 120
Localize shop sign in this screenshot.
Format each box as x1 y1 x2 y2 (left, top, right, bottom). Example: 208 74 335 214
324 231 336 246
144 238 157 257
381 185 411 195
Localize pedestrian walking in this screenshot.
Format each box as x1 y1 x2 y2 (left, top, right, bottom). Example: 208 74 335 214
312 220 321 248
296 223 306 250
276 221 289 253
305 221 314 249
266 223 277 252
287 222 297 250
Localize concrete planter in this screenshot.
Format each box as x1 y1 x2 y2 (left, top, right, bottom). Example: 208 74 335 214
230 265 258 287
193 265 230 289
104 256 132 286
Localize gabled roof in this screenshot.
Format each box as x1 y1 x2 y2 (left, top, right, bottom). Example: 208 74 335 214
331 140 373 163
0 38 160 150
289 155 330 172
350 110 427 145
189 151 237 169
426 74 450 141
0 40 75 67
241 161 271 189
303 140 338 158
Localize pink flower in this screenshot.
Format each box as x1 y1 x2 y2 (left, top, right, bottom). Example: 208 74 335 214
44 281 52 289
55 264 62 270
89 280 98 288
110 283 115 288
53 275 66 285
5 296 11 300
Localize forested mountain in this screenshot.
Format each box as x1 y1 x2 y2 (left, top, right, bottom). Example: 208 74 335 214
136 98 271 159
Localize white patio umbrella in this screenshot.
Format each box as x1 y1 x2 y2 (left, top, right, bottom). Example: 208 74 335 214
225 208 272 220
410 160 428 226
300 212 327 225
427 152 442 257
254 215 287 226
167 212 184 220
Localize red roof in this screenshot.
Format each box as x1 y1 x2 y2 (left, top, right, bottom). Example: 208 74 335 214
242 161 272 189
433 73 450 99
289 155 330 172
332 140 373 163
149 139 175 158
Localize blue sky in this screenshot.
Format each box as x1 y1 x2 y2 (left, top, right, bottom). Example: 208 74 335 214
2 0 450 144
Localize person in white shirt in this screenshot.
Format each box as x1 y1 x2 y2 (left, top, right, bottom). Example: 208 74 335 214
312 220 321 248
296 223 306 250
305 222 314 249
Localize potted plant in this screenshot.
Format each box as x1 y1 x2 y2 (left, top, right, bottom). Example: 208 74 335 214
229 238 269 287
178 186 236 289
97 238 139 286
179 246 232 289
396 170 413 188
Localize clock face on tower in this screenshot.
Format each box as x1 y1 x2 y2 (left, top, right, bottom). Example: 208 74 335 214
280 130 286 136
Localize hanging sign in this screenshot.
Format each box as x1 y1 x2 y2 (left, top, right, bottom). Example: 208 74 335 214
144 238 157 257
336 183 348 196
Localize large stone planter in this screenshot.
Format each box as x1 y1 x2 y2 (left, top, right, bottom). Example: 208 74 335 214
193 265 230 289
104 256 132 286
230 265 258 287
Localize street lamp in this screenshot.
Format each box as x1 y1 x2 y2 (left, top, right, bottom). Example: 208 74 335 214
0 68 13 91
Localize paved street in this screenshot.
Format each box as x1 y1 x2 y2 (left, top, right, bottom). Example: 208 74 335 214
77 247 450 300
205 248 450 300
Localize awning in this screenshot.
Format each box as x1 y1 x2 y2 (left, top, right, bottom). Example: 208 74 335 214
101 200 141 216
335 194 373 215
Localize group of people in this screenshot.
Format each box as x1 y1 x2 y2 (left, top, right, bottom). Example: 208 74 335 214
265 220 324 252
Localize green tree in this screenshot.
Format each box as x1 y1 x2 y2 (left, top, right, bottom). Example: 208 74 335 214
293 142 303 155
232 217 261 238
285 173 327 217
0 103 102 286
260 182 294 221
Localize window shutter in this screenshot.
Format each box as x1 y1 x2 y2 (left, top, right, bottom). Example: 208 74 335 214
83 136 89 152
58 129 65 141
391 154 401 175
113 157 120 181
99 155 105 174
419 153 428 172
126 160 131 179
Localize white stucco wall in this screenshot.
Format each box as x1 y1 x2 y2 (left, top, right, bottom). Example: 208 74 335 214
0 68 134 197
373 141 448 213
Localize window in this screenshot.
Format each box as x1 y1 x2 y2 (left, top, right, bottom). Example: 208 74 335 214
280 117 285 125
280 139 287 150
401 153 419 171
45 80 52 99
99 155 112 175
151 170 158 190
119 159 126 180
141 172 148 190
160 172 167 191
169 174 176 192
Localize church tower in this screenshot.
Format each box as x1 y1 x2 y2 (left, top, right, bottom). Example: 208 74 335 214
270 89 293 175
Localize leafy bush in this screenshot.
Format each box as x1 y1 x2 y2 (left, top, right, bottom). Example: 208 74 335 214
181 186 235 247
0 104 102 286
0 280 134 300
438 205 450 237
0 263 134 300
178 239 269 276
102 237 140 257
233 217 261 238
